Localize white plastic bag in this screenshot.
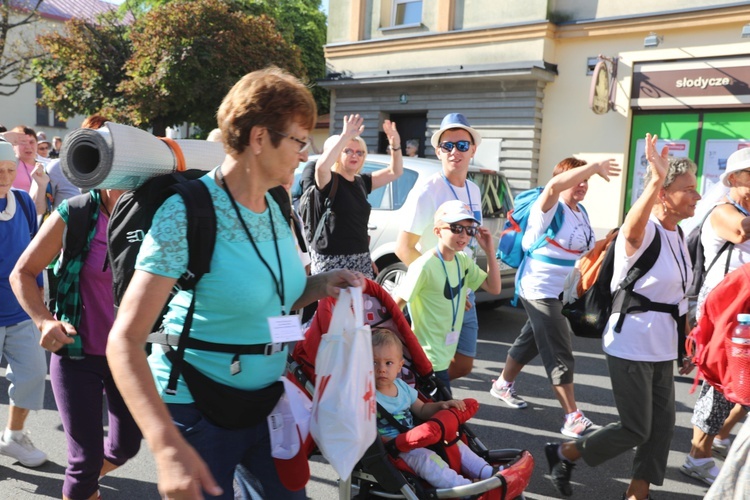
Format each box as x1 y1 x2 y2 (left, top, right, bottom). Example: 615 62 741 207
310 286 377 480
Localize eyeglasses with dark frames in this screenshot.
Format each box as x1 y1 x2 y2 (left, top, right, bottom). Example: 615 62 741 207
440 223 478 237
267 129 311 153
439 140 472 153
343 148 365 157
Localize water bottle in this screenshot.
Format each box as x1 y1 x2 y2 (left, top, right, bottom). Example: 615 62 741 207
729 314 750 404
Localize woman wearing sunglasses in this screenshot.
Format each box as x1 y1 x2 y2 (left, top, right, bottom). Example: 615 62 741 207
310 114 403 277
488 156 619 439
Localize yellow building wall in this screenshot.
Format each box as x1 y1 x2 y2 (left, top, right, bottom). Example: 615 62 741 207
538 14 750 232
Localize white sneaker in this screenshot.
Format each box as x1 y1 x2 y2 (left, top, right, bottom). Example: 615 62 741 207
489 381 528 409
712 437 731 459
560 411 599 439
0 431 48 467
680 457 718 485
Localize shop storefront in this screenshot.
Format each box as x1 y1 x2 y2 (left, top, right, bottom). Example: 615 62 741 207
626 55 750 211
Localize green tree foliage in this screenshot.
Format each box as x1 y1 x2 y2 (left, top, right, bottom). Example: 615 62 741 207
235 0 328 114
34 0 306 135
121 0 305 134
0 0 44 96
121 0 329 114
33 12 131 122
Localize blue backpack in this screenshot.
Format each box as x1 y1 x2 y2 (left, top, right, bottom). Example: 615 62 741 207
497 187 586 304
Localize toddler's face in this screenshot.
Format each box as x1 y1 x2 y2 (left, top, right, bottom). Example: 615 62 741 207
373 343 404 390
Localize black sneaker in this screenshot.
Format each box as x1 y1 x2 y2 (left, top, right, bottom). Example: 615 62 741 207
545 442 575 497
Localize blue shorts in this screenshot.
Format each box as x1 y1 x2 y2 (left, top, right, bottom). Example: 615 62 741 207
0 320 47 410
456 290 478 358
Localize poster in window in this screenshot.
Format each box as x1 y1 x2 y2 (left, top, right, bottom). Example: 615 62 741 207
702 140 750 194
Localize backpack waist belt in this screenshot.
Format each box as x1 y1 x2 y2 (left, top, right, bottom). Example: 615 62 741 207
527 253 576 267
148 331 288 356
611 288 681 333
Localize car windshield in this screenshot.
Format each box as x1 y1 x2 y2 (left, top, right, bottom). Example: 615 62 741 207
468 172 512 219
362 163 418 210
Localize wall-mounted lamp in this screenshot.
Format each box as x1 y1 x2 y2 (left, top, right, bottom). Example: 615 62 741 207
742 23 750 38
644 32 662 48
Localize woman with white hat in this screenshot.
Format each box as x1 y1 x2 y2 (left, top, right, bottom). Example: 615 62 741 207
681 146 750 486
0 141 49 470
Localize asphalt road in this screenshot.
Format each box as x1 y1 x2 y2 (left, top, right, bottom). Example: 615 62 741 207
0 303 722 499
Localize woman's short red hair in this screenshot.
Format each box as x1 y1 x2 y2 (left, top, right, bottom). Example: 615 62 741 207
552 157 587 177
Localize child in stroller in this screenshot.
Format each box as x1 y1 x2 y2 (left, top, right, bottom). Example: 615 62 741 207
373 327 496 487
290 279 533 499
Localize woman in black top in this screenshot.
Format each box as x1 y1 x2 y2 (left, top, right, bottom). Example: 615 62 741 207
311 114 403 277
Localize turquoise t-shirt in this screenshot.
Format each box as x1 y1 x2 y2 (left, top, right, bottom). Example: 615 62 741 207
135 169 307 404
376 378 418 439
397 251 486 371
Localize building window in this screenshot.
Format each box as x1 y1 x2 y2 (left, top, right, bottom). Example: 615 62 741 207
52 112 67 129
36 83 49 126
393 0 422 26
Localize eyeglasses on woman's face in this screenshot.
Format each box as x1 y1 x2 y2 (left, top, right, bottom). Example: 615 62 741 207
343 148 365 158
440 223 478 236
439 140 471 153
267 129 311 153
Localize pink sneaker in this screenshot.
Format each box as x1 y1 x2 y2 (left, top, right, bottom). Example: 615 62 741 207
561 411 598 439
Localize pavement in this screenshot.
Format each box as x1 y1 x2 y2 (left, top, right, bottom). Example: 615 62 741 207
0 303 723 498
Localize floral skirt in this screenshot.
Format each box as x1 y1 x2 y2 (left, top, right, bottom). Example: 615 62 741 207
310 251 375 279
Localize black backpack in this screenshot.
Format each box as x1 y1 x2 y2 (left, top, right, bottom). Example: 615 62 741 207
298 172 339 250
686 203 738 300
107 170 294 397
562 226 684 340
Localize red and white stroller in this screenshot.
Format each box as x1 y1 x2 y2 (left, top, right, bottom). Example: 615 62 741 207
289 279 534 499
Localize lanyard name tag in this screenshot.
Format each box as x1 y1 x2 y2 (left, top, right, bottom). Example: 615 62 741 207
445 331 460 346
268 315 304 343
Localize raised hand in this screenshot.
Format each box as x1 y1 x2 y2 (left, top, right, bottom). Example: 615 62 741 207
341 114 365 141
382 120 401 148
593 158 621 182
474 226 493 253
645 132 669 181
31 163 50 186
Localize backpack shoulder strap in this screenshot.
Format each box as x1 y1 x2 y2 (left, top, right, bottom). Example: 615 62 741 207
269 185 307 252
619 228 662 291
612 228 681 333
60 192 98 269
163 178 217 395
327 171 339 205
12 189 35 238
170 178 216 289
268 185 292 222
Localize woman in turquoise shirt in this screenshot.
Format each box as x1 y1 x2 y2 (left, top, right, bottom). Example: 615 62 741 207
106 67 361 500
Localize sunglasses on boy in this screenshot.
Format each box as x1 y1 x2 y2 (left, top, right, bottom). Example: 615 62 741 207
439 140 472 153
440 223 478 237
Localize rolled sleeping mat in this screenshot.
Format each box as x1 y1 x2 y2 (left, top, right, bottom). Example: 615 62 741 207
60 122 225 190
